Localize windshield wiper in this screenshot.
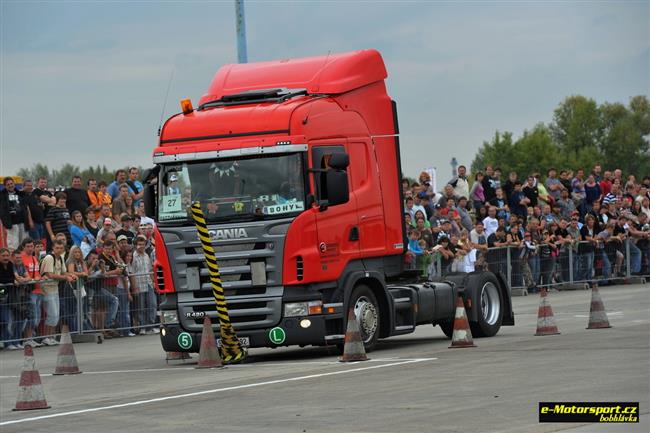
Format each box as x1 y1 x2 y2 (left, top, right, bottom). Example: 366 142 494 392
199 88 308 110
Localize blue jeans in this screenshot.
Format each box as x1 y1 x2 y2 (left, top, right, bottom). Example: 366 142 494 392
116 286 131 336
600 250 612 280
0 304 27 345
28 222 45 242
30 292 44 332
59 283 78 332
626 240 641 274
95 288 118 329
527 255 540 286
146 286 158 325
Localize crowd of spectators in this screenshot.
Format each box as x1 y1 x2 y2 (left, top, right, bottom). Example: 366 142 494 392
0 168 158 350
404 165 650 289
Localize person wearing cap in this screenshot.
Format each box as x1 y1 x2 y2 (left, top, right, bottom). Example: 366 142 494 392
432 235 455 277
418 193 435 220
116 214 136 244
116 234 130 254
166 173 181 195
96 218 115 249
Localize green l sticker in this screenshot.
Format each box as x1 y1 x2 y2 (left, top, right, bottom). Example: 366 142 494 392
268 327 286 345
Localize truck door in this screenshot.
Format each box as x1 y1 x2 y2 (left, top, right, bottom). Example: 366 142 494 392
348 140 387 257
311 144 360 280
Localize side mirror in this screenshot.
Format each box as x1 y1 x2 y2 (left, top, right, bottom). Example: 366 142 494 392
325 169 349 206
141 166 160 184
143 183 157 218
328 153 349 170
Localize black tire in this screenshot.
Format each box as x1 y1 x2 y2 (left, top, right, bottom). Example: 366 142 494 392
469 272 503 337
438 321 453 339
339 284 381 352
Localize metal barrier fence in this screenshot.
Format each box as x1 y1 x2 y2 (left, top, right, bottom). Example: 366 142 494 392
1 272 160 348
409 239 649 289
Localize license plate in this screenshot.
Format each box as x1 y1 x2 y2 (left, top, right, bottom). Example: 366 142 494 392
216 337 250 348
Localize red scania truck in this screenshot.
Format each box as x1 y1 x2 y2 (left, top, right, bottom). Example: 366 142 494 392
143 49 514 353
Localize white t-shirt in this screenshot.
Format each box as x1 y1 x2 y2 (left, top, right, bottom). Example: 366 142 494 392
483 216 499 237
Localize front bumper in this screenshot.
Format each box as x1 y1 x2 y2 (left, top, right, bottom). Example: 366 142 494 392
160 314 337 353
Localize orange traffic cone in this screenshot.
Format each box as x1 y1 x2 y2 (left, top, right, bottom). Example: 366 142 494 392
53 325 82 375
14 345 51 411
535 288 560 336
339 308 369 362
449 296 476 348
587 283 612 329
196 317 223 368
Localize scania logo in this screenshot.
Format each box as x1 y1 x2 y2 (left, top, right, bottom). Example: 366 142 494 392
207 228 249 240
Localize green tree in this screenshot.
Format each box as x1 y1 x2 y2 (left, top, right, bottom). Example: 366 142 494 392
473 95 649 181
471 131 515 175
15 163 132 187
550 95 601 161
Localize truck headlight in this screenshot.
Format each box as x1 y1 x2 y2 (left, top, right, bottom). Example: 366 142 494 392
284 302 308 317
284 301 322 317
161 310 179 324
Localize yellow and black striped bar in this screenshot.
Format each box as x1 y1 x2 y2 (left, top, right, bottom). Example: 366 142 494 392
190 202 247 363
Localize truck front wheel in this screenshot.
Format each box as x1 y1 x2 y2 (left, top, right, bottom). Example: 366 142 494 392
338 284 380 352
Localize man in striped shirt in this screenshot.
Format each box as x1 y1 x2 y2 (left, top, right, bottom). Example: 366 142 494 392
602 183 621 207
44 192 71 251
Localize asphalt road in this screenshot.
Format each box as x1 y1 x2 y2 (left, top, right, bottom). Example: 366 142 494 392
1 283 648 433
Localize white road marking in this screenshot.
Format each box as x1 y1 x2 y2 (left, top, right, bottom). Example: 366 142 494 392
0 358 424 379
0 358 436 426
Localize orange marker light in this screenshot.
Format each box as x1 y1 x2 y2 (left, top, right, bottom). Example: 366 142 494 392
308 301 322 315
180 98 194 115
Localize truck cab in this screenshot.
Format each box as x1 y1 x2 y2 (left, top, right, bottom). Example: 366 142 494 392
145 50 513 353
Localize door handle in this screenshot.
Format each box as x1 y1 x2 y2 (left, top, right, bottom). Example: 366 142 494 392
349 226 360 241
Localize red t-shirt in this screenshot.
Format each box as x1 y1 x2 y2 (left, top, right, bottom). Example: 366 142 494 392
600 180 612 197
21 253 42 294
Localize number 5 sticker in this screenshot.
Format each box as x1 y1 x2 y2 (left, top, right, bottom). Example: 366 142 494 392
177 332 193 349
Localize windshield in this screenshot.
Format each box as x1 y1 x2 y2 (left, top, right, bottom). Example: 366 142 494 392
158 153 306 223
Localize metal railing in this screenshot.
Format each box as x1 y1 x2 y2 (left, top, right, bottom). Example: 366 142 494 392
410 239 649 289
1 272 160 347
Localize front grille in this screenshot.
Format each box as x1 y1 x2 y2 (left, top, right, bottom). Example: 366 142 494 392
178 298 282 331
166 222 286 332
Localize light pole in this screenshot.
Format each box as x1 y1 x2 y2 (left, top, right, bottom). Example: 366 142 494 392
450 157 458 178
235 0 248 63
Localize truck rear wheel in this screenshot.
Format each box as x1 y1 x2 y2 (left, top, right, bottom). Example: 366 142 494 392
337 284 380 353
470 273 503 337
438 321 453 339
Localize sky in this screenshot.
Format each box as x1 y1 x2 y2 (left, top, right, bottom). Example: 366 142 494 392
1 0 648 184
